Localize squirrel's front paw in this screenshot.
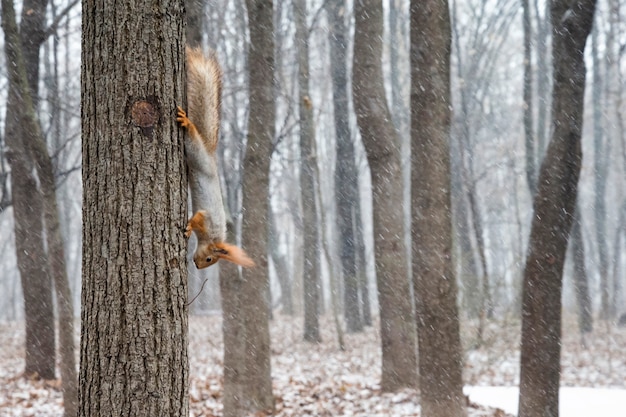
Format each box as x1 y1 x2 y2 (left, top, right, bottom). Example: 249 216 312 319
184 223 193 239
176 106 191 128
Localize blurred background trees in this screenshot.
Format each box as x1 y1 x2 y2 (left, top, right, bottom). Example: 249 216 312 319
1 0 625 415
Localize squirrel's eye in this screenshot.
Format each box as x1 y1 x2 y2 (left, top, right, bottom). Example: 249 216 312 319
206 257 212 263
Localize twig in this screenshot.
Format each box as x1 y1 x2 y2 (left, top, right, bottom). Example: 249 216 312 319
187 278 209 306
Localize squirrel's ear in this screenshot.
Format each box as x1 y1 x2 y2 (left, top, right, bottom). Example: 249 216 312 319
214 242 255 268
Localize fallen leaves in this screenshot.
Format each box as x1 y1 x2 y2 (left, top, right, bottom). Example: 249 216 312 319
1 314 623 416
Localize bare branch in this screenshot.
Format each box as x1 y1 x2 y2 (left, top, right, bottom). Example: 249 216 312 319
43 0 80 40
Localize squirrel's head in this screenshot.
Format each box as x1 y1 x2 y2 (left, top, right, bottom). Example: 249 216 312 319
193 241 255 269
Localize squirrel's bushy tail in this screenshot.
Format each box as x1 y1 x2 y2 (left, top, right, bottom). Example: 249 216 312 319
186 46 222 152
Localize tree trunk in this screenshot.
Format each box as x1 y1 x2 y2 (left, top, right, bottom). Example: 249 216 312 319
294 0 321 343
18 1 79 409
534 0 551 161
1 0 56 381
240 0 274 412
353 0 418 392
21 12 79 413
591 21 610 320
523 0 537 196
571 205 593 336
315 161 346 351
388 0 411 329
354 199 372 327
326 0 363 333
268 211 294 314
518 1 596 416
410 1 465 416
220 225 247 417
80 0 188 415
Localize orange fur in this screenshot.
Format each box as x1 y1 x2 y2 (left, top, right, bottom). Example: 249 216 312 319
178 48 254 270
185 210 207 239
214 242 255 268
191 240 255 269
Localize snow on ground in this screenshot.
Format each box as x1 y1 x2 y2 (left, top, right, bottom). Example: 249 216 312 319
464 386 626 417
1 314 625 416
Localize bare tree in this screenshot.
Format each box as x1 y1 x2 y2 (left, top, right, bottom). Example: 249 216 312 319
80 0 188 415
326 0 363 333
518 0 596 415
534 0 551 160
591 19 611 320
353 0 418 392
219 231 247 417
2 0 56 382
523 0 537 195
571 205 592 338
294 0 321 343
411 0 465 415
239 0 275 412
449 0 518 329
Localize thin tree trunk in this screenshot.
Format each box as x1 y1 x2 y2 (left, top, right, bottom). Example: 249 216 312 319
1 0 56 381
571 205 593 337
466 178 492 336
608 0 622 318
449 1 483 322
27 39 78 416
353 0 418 392
80 0 188 414
326 0 363 333
294 0 321 343
240 0 274 412
218 4 253 412
389 0 412 293
220 225 247 417
35 125 78 417
523 0 536 195
518 1 596 415
354 199 372 327
534 0 551 161
312 131 345 350
38 8 80 409
268 210 294 314
410 1 465 415
591 21 610 320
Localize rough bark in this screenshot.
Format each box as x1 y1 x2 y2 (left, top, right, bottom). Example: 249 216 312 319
294 0 322 343
410 1 465 416
326 0 363 333
518 1 596 416
80 0 188 415
1 0 56 381
240 0 274 412
353 0 418 392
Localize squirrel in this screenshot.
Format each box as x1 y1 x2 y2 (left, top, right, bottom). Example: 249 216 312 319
177 47 254 269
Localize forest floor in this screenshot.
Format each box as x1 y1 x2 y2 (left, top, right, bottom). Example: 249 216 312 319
0 313 625 416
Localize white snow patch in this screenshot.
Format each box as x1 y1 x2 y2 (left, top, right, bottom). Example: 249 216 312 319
465 386 626 417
